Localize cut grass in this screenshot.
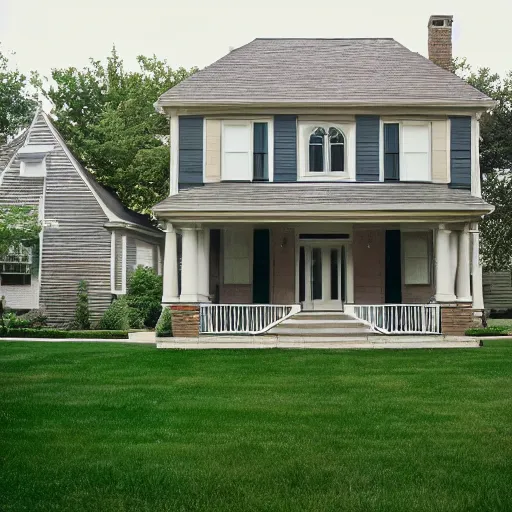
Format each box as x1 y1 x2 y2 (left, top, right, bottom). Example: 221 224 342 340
0 341 511 512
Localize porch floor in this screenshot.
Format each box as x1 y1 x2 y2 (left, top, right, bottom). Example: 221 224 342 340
157 335 481 350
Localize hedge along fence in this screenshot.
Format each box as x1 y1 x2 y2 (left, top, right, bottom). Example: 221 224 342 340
0 328 129 339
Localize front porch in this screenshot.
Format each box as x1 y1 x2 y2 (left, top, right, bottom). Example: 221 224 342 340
161 221 481 336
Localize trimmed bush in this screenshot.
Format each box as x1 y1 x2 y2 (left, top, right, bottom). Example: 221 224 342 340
465 326 510 337
126 267 163 328
0 328 128 339
18 308 48 328
155 307 172 338
73 280 90 330
97 297 130 331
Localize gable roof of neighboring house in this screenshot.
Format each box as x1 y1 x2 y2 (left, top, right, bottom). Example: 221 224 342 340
0 111 162 236
153 182 493 220
0 132 28 173
157 38 493 108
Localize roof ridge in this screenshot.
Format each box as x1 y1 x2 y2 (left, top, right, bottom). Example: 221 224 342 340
254 37 396 41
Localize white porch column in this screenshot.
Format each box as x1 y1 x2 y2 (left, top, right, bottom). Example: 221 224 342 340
456 225 472 302
471 223 484 310
162 223 179 303
197 227 210 302
180 226 199 302
345 243 354 304
435 224 456 302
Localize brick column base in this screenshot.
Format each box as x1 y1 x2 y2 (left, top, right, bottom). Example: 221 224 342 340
170 304 200 337
440 303 473 336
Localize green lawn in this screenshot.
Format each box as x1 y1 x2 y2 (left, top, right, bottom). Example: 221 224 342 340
1 342 511 512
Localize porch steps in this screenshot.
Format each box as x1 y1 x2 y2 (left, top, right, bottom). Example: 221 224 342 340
267 311 375 338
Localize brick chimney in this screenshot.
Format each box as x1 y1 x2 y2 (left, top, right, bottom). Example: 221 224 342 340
428 15 453 71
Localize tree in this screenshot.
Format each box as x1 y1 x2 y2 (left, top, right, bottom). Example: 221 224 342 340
73 280 91 330
126 266 163 328
0 206 41 255
455 58 512 176
0 47 38 143
39 48 197 213
455 59 512 271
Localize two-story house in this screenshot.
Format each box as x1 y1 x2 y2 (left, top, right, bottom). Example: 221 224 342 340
153 15 494 339
0 110 164 326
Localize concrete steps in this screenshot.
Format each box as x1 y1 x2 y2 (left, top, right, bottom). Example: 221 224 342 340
267 310 375 337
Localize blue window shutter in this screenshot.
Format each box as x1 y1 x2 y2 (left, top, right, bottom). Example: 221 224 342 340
384 123 399 181
274 115 297 182
356 115 380 181
179 116 203 189
449 116 472 190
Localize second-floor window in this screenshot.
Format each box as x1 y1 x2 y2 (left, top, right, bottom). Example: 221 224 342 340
383 122 431 182
298 122 354 180
221 120 272 182
308 126 346 174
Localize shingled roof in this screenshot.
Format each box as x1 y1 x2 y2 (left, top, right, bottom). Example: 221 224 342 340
158 38 492 108
153 182 493 219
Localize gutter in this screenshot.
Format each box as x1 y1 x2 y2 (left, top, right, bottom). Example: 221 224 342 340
156 99 496 110
104 221 164 239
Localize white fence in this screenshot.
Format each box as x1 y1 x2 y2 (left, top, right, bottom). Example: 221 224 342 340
200 304 300 335
347 304 441 334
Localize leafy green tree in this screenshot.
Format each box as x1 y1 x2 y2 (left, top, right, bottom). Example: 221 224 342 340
0 48 38 143
455 59 512 271
0 206 40 255
40 48 196 213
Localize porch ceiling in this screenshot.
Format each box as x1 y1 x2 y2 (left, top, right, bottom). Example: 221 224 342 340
153 183 492 222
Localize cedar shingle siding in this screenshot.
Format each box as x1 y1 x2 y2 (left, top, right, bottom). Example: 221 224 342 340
33 115 113 326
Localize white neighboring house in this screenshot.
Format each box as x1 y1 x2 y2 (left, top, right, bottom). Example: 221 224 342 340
0 110 164 326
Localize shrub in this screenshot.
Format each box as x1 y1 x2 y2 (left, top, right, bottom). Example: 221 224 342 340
73 280 90 330
97 297 130 331
18 308 48 328
465 326 510 337
155 307 172 337
0 327 128 339
128 307 145 329
126 266 163 328
2 312 31 329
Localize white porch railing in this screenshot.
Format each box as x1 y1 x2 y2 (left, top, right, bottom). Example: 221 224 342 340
200 304 301 335
346 304 441 334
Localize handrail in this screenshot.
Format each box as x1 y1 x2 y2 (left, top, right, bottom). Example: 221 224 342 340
200 304 301 335
346 304 441 334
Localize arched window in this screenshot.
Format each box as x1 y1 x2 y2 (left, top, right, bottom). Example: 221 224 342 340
329 127 345 172
309 127 325 173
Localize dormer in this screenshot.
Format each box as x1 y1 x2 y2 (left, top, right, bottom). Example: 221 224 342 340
18 145 54 177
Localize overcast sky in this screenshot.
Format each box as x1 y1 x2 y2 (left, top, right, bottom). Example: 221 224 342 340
1 0 510 93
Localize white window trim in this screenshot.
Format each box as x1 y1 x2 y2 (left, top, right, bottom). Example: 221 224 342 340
379 120 432 182
111 232 127 295
20 158 47 178
298 122 355 181
221 119 274 182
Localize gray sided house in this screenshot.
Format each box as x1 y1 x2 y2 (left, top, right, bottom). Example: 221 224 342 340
152 15 496 339
0 110 164 326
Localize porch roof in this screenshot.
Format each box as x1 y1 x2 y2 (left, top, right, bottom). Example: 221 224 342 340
153 183 492 221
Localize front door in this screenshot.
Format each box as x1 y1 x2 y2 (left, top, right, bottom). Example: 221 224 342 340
300 245 346 310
